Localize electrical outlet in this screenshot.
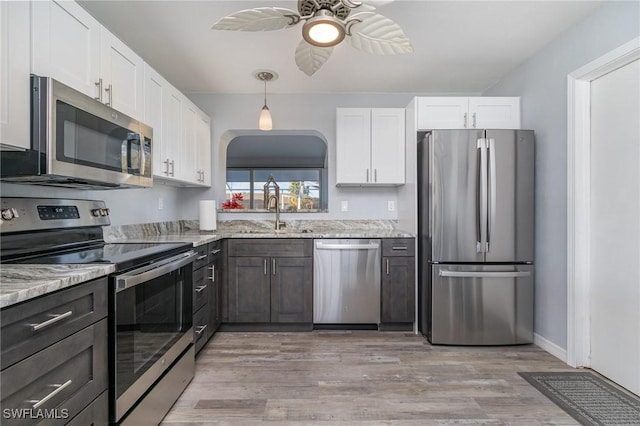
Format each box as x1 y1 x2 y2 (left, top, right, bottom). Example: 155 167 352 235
341 200 348 212
388 201 395 212
158 197 164 210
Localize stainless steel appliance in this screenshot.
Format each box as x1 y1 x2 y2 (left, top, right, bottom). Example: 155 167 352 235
418 130 535 345
313 239 381 325
0 76 153 189
0 198 195 424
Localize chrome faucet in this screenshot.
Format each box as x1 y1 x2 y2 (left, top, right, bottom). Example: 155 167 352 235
264 176 285 230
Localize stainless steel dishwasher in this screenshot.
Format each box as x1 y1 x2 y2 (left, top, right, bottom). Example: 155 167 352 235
313 239 381 325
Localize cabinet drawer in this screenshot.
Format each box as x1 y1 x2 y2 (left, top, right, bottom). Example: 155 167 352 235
1 278 107 370
0 319 108 426
193 268 209 312
66 391 108 426
193 306 209 354
382 238 415 257
228 239 312 257
193 245 209 270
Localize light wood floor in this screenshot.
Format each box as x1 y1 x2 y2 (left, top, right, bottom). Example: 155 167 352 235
162 331 579 425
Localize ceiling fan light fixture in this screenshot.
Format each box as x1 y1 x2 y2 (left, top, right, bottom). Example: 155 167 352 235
302 9 345 47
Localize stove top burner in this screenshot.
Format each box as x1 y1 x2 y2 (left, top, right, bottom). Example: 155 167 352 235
6 242 193 272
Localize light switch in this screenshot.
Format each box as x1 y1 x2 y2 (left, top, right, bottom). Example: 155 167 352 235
388 201 395 211
341 200 348 212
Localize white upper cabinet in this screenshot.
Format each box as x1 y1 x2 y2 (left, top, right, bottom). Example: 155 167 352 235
417 97 520 130
1 1 31 149
143 64 166 178
100 28 144 119
196 113 212 186
31 0 101 99
32 0 143 120
336 108 405 186
180 102 198 183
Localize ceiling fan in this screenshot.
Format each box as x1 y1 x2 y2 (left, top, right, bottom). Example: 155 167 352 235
211 0 413 76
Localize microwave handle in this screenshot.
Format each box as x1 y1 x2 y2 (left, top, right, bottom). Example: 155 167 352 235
121 133 141 173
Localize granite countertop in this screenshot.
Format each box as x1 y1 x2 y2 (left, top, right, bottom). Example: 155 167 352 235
0 219 414 308
0 264 115 309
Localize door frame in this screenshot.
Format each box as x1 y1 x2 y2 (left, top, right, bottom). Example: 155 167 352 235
566 37 640 368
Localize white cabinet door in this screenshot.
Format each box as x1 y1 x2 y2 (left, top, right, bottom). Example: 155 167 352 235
336 108 371 185
163 86 183 179
1 1 30 149
143 64 168 178
196 113 212 186
180 101 198 183
31 0 101 99
100 28 144 120
371 108 405 184
469 97 520 129
417 97 468 130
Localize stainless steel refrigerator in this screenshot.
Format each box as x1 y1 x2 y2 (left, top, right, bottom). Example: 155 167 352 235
418 129 534 345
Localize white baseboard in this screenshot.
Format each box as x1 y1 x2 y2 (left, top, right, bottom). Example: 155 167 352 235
534 333 568 363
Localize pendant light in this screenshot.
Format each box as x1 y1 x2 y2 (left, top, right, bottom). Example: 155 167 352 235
254 70 277 131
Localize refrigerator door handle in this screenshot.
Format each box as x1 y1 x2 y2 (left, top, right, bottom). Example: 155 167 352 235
439 270 531 278
487 138 496 251
476 138 488 253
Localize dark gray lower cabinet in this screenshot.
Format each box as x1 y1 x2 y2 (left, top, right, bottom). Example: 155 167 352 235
227 239 313 326
0 278 108 425
381 238 416 327
193 240 225 354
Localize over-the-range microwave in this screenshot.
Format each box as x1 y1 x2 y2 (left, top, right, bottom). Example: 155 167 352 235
0 76 153 189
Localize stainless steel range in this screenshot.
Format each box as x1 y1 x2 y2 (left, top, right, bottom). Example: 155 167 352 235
0 197 196 425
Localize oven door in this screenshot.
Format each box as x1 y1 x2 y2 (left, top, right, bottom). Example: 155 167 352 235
110 251 195 423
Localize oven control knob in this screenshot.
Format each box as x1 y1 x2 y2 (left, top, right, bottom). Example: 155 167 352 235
1 208 15 220
91 208 102 217
101 208 110 216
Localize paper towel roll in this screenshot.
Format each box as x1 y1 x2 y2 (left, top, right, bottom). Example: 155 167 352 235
199 200 217 231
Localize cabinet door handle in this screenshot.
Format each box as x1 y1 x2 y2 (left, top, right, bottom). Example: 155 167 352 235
210 249 221 255
391 246 408 251
195 325 207 336
196 254 208 261
208 265 215 282
170 160 175 176
472 112 477 128
95 78 103 102
163 159 170 175
272 258 276 275
264 259 267 275
30 310 73 332
105 84 113 107
366 168 369 182
195 285 207 293
386 258 390 275
30 380 72 409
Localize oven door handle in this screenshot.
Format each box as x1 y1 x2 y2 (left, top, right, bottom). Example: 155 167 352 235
115 251 196 293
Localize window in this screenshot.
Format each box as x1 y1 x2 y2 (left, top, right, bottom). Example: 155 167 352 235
226 169 325 211
224 132 328 212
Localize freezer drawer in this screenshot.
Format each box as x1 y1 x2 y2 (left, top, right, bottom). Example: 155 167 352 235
431 264 533 345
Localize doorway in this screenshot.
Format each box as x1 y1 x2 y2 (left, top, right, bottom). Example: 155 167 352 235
567 37 640 396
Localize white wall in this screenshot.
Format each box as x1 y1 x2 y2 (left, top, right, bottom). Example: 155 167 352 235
181 92 418 221
483 1 640 351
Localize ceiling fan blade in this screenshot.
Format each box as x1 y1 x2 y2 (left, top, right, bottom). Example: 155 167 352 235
211 7 300 31
347 13 413 55
295 40 334 76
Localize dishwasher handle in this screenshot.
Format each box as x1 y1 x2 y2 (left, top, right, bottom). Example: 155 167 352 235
315 242 380 250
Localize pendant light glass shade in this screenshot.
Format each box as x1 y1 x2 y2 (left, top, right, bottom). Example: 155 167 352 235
255 71 275 131
259 105 272 131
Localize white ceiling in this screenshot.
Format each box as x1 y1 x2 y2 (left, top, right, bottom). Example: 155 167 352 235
78 0 603 95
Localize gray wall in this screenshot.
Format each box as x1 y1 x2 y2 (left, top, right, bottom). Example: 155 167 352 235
483 1 640 350
183 93 419 221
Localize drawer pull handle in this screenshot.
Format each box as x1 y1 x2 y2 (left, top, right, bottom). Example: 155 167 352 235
30 311 73 331
195 285 207 293
30 380 72 409
196 254 208 261
210 249 221 255
208 265 216 282
391 246 408 251
195 325 207 336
